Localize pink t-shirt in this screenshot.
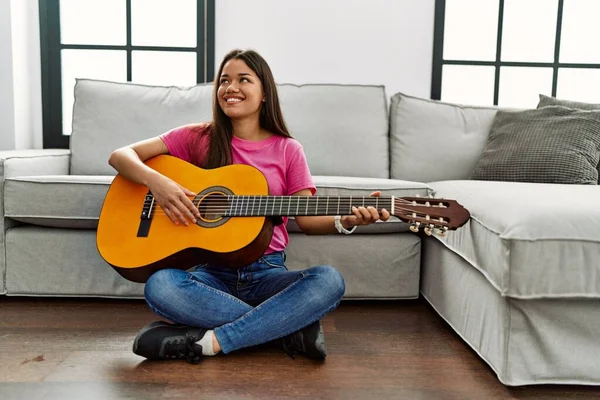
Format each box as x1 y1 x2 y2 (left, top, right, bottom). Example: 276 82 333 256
159 124 316 254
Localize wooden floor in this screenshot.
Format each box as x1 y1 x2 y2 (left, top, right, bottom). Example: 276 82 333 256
1 298 599 400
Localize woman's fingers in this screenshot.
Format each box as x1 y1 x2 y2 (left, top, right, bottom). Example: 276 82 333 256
169 204 189 226
161 198 194 226
352 206 363 222
179 185 201 219
177 203 197 225
178 193 199 223
352 206 380 224
381 208 391 221
367 206 380 221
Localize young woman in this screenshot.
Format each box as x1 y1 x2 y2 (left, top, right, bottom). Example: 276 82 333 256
108 49 390 363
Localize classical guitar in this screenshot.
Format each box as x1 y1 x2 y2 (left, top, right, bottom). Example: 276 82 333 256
97 155 470 283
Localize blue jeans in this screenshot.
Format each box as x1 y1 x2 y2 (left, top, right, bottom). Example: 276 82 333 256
143 251 345 354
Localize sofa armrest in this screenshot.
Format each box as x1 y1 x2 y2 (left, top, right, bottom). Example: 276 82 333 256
0 149 71 178
0 149 71 294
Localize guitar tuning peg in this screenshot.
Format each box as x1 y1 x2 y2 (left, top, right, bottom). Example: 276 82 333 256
424 226 432 236
409 221 421 232
436 226 449 237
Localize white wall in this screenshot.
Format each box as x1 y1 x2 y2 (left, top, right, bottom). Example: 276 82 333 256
0 0 43 151
10 0 42 149
0 0 16 150
0 0 435 150
215 0 435 99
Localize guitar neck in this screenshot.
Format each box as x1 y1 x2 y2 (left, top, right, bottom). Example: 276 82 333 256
221 195 394 217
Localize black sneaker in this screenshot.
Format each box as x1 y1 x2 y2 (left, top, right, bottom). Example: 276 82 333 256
132 321 206 364
280 320 327 360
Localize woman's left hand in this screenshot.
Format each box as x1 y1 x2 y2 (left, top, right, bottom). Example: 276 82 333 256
340 191 391 229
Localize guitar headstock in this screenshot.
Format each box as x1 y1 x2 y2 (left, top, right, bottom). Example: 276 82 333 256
394 195 470 237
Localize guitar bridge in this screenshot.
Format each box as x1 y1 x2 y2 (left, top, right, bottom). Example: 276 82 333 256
137 191 154 237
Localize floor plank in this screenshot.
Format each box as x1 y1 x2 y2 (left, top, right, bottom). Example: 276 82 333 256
0 297 599 399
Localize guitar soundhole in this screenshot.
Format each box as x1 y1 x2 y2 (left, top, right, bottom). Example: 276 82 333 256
199 192 227 221
195 186 232 228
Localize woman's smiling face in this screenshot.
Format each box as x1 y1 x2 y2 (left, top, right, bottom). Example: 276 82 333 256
217 58 265 120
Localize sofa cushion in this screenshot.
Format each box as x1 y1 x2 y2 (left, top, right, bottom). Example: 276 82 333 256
4 175 114 229
4 175 431 232
278 84 389 178
389 92 501 182
429 180 600 298
470 106 600 185
5 227 145 297
4 225 421 299
70 79 214 176
71 79 389 178
286 231 422 299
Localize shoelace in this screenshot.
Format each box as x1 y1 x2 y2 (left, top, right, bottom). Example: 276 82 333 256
281 333 304 360
163 335 203 364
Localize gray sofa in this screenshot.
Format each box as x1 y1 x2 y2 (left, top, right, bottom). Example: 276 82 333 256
1 79 598 387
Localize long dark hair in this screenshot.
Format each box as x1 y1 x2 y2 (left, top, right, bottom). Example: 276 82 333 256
197 49 292 169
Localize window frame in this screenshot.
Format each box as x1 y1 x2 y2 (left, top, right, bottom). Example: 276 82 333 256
431 0 600 104
38 0 215 149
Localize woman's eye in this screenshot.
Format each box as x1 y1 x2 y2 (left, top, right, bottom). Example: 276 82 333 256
240 77 249 83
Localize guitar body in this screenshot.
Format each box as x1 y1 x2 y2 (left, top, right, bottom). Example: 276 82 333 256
97 155 275 283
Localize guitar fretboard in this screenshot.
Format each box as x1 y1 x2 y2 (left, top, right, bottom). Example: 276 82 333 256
216 196 393 217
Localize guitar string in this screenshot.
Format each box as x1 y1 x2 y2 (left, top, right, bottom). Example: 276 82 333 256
147 204 448 222
146 200 441 210
146 198 446 215
143 195 435 203
143 197 442 207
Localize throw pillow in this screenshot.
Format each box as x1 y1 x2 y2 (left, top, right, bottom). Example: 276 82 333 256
470 106 600 184
538 94 600 183
538 94 600 111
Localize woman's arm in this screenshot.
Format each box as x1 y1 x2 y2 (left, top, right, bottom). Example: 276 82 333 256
108 137 200 225
292 189 390 235
108 137 169 186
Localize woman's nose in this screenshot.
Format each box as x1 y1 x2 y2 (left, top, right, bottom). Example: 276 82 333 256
226 82 239 92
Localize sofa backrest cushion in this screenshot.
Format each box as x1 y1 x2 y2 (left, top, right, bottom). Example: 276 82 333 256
70 79 389 178
389 93 501 182
278 84 389 179
70 79 214 175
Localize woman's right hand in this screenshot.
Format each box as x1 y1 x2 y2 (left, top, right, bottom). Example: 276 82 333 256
147 174 201 226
